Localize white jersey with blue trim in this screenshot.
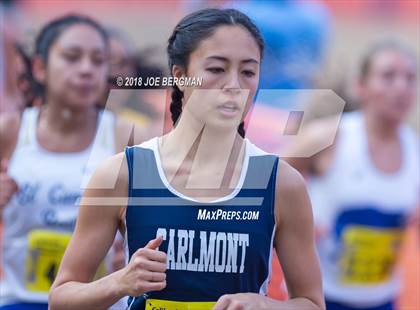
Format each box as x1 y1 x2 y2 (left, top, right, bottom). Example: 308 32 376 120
0 107 115 305
309 111 419 307
123 137 279 310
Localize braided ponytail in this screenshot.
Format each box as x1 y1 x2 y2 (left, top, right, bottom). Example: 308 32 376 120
237 122 245 138
170 86 183 126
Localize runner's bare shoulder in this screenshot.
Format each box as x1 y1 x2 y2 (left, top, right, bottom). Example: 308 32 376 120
83 152 128 197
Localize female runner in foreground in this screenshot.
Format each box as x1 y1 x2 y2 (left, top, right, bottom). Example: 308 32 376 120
49 8 324 310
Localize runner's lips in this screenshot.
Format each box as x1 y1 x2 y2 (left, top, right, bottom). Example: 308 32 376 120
217 101 240 117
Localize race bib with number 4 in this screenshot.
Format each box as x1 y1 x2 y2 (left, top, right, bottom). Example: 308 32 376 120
25 230 71 292
25 229 107 293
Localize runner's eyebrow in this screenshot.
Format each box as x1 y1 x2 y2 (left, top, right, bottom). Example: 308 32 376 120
205 56 259 64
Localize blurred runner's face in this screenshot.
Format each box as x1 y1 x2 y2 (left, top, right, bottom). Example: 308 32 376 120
363 49 416 123
182 25 260 132
109 37 134 78
46 24 108 108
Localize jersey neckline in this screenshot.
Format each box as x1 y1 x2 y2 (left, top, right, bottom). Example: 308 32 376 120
32 107 101 157
151 137 250 204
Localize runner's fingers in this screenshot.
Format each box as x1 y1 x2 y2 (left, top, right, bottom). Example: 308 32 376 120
133 256 167 274
139 259 167 273
145 236 163 250
133 247 166 263
142 248 167 263
142 280 166 292
140 270 166 282
213 295 232 310
133 248 166 263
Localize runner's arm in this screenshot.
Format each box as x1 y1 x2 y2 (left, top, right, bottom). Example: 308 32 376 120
49 152 129 309
213 160 325 310
272 160 325 309
284 116 338 177
0 112 21 221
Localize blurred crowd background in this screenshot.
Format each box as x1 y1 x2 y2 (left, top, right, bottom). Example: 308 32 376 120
0 0 418 309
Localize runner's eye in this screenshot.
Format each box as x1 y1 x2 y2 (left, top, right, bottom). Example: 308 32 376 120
242 70 255 77
207 67 225 74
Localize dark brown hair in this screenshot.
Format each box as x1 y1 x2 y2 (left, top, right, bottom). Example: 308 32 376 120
167 8 264 137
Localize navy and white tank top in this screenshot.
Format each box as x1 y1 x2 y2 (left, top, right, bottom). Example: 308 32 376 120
124 137 279 310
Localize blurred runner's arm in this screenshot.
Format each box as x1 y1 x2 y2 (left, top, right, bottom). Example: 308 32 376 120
285 117 338 177
284 117 338 241
0 112 20 220
0 111 20 160
409 203 420 243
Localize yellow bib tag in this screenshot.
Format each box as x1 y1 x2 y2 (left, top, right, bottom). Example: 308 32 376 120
25 229 108 293
25 230 71 292
339 226 403 284
145 299 216 310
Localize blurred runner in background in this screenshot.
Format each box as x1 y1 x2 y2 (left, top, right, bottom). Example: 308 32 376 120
286 41 419 310
0 14 144 310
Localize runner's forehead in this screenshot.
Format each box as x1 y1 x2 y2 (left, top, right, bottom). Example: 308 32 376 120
190 26 261 64
52 24 107 53
370 49 416 75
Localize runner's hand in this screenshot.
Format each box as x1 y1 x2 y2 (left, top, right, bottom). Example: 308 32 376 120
117 236 167 296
